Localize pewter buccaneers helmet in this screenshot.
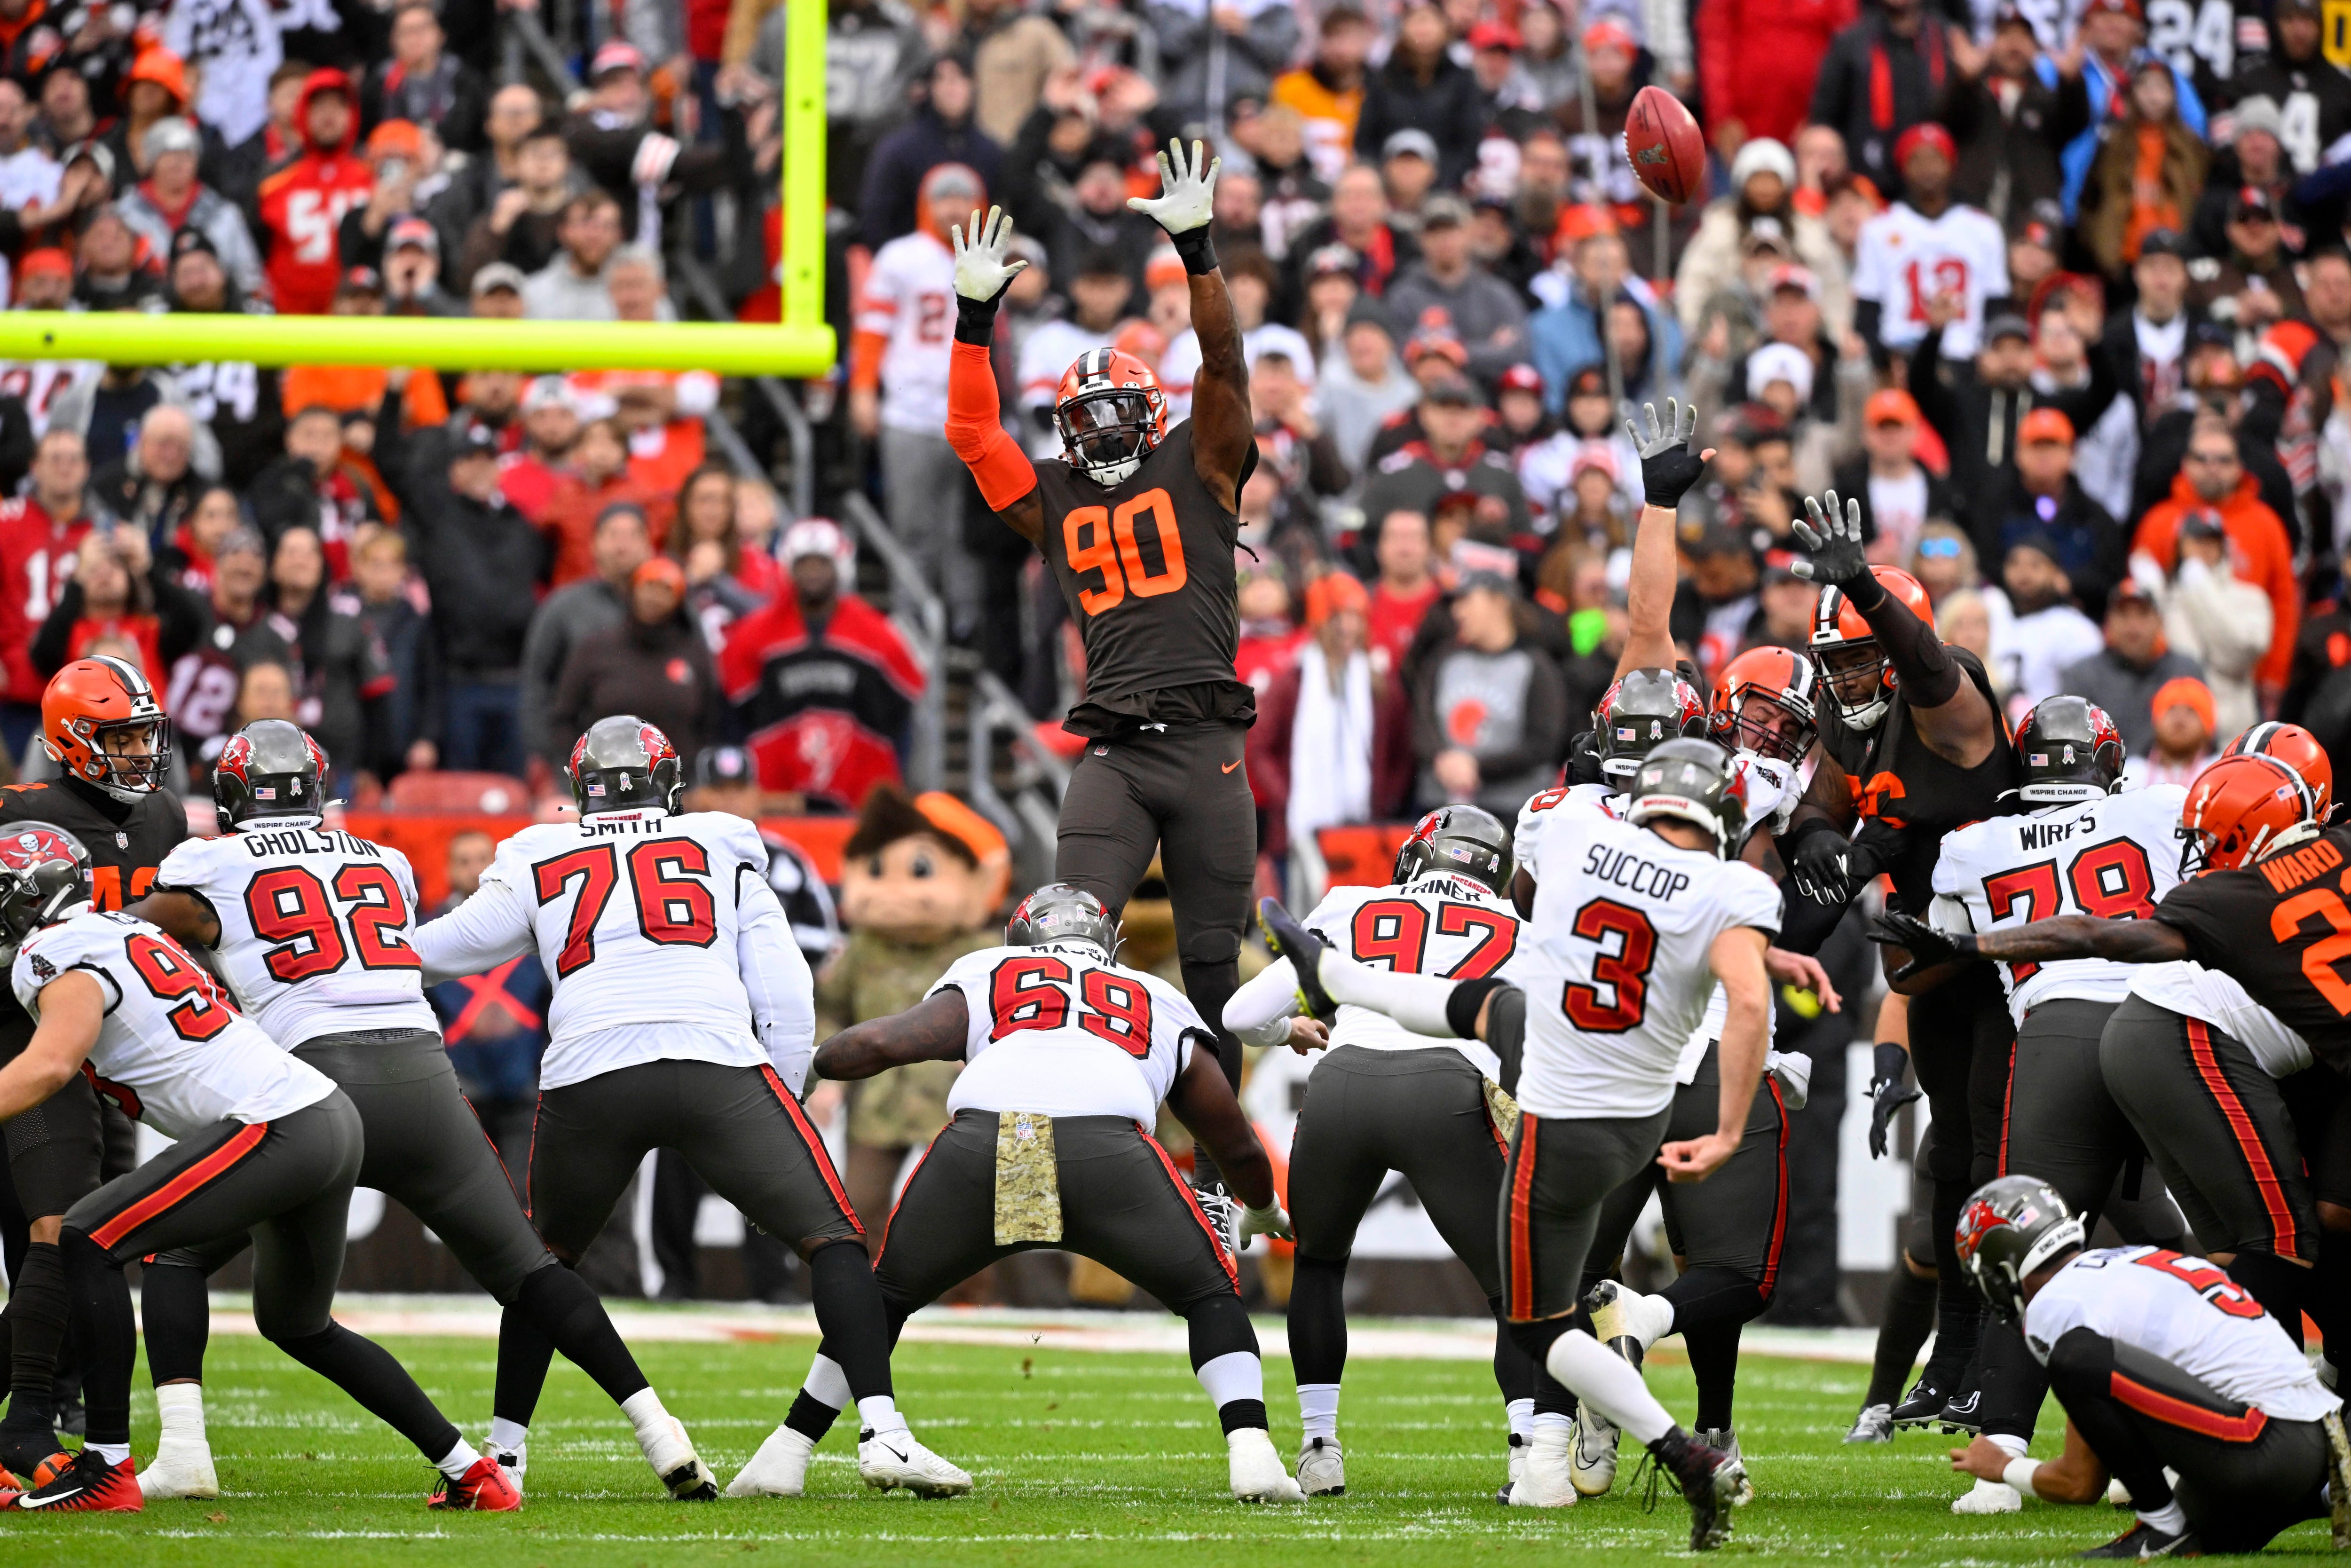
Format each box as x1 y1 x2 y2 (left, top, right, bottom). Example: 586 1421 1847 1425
568 715 684 817
1594 669 1708 781
1006 882 1122 961
0 824 93 949
1055 347 1168 487
213 720 331 835
2013 696 2124 805
1625 738 1750 859
1955 1174 2085 1324
1392 805 1513 895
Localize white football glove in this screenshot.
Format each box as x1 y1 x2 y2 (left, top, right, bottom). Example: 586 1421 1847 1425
1127 136 1218 236
1237 1200 1294 1246
950 205 1028 303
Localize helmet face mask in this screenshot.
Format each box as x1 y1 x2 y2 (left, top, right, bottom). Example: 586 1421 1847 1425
1810 568 1930 731
1815 639 1888 722
1056 349 1166 487
1711 648 1819 764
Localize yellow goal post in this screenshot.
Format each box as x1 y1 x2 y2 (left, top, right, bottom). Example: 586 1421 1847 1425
0 1 835 376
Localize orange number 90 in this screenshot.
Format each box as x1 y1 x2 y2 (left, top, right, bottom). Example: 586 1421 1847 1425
1062 488 1189 617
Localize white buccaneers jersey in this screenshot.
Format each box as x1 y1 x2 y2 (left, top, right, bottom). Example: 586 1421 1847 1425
1852 200 2010 360
10 908 336 1139
930 941 1204 1127
411 809 815 1094
1513 755 1803 894
2128 962 2313 1079
1515 795 1782 1119
855 230 955 434
155 822 439 1050
1016 319 1117 459
1932 785 2187 1025
2025 1245 2339 1422
1300 871 1523 1077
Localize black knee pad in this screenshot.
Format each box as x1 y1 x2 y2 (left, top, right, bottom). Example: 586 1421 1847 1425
1183 1290 1258 1371
1508 1316 1570 1369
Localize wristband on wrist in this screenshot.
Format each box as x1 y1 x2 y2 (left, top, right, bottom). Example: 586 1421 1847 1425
1171 225 1219 275
954 291 1001 346
2001 1458 2042 1500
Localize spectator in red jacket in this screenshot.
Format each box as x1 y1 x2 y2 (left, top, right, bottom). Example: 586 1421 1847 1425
1699 0 1857 148
1247 571 1414 864
256 69 374 316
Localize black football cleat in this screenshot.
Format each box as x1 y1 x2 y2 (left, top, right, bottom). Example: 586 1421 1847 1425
0 1423 71 1490
2077 1523 2200 1559
0 1447 140 1511
1890 1375 1951 1429
1649 1427 1737 1551
1256 898 1336 1020
1937 1385 1984 1435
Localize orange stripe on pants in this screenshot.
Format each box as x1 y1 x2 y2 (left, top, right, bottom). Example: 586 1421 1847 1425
90 1121 270 1253
2183 1019 2298 1256
1507 1118 1539 1322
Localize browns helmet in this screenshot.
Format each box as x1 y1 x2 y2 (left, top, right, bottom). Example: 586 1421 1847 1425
1392 805 1513 895
568 715 684 817
1595 669 1708 781
1809 567 1933 730
41 655 170 802
213 720 330 835
2013 696 2124 805
1056 347 1168 486
1955 1175 2085 1324
1006 882 1121 961
2178 753 2318 874
0 822 91 948
1709 646 1817 764
2220 722 2334 817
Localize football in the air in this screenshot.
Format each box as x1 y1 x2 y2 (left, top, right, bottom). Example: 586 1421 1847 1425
1625 84 1706 205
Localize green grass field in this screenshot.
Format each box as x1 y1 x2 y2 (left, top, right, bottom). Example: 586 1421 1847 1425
0 1322 2332 1565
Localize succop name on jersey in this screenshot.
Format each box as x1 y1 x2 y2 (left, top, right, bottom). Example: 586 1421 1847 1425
1582 843 1692 902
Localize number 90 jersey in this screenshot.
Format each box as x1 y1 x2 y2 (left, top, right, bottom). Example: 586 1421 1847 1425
410 810 814 1093
10 909 337 1138
1515 795 1782 1119
1930 784 2186 1026
1297 873 1521 1078
154 824 438 1051
929 942 1207 1127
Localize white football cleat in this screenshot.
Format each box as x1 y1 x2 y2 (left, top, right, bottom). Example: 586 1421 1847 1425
1845 1403 1895 1443
489 1442 526 1500
1585 1279 1673 1354
1569 1410 1619 1497
1228 1428 1306 1502
135 1441 219 1500
1507 1426 1578 1507
1952 1477 2022 1514
638 1415 718 1499
1695 1427 1755 1506
858 1427 972 1497
726 1424 814 1498
1296 1436 1345 1497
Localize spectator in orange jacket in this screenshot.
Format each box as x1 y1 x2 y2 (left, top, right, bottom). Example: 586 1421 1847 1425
2131 412 2298 695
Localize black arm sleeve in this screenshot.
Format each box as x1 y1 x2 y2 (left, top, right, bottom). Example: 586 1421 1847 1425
1846 574 1962 708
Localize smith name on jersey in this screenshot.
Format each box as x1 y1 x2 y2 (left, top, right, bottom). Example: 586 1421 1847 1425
11 908 337 1138
155 823 439 1050
410 810 816 1094
926 941 1208 1128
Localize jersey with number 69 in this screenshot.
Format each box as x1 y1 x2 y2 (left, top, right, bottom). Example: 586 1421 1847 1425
154 822 438 1050
2024 1245 2338 1421
1299 871 1521 1077
10 908 337 1138
928 941 1206 1127
1515 794 1782 1119
1931 784 2187 1025
410 809 815 1093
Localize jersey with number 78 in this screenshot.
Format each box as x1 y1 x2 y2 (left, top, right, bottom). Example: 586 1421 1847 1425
410 809 816 1092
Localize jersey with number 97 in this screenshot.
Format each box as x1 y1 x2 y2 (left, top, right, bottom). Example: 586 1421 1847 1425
10 909 336 1138
155 823 438 1051
928 942 1207 1127
410 810 815 1093
1298 871 1521 1077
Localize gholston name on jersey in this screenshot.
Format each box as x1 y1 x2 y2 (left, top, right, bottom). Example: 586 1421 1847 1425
1581 843 1691 902
239 827 387 861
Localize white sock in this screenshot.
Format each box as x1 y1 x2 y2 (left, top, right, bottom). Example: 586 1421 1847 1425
488 1417 529 1454
435 1436 483 1479
1317 953 1463 1037
857 1394 907 1436
90 1441 131 1465
1531 1409 1572 1434
1507 1397 1534 1439
154 1383 206 1446
1297 1381 1340 1441
2139 1500 2189 1535
1196 1351 1263 1410
1545 1329 1674 1445
621 1387 672 1438
1987 1432 2029 1460
805 1354 852 1412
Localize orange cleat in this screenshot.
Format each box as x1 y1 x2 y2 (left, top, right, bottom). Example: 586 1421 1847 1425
0 1448 141 1511
427 1456 522 1511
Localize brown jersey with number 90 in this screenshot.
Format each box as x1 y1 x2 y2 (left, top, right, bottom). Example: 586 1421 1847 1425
1034 421 1249 735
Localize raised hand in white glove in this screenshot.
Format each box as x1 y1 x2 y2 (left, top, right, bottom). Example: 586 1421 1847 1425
950 205 1029 303
1129 137 1220 275
1237 1200 1294 1247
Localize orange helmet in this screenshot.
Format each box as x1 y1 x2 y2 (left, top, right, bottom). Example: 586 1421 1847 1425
41 655 170 802
1710 646 1818 763
1056 347 1168 486
1810 567 1933 731
2220 722 2334 818
2179 754 2317 874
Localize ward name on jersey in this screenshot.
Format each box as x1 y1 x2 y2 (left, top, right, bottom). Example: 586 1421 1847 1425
1297 872 1520 1079
2151 823 2351 1059
927 941 1207 1127
410 809 816 1094
10 908 337 1138
1852 200 2011 360
1514 795 1782 1119
2024 1244 2341 1423
1932 784 2187 1024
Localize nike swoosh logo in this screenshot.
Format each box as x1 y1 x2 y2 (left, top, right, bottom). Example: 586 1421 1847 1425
1222 759 1241 773
13 1484 86 1508
880 1445 908 1463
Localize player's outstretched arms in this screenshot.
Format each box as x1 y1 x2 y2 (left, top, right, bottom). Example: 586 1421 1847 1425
1871 909 2191 982
1792 490 1999 765
126 889 221 947
944 204 1044 544
1619 399 1715 676
1662 926 1767 1183
1130 139 1250 511
812 991 968 1082
0 970 102 1120
1165 1040 1291 1243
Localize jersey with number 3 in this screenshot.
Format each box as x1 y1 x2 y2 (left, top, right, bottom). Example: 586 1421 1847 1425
10 909 336 1138
1852 200 2011 360
2024 1245 2337 1420
1932 784 2186 1024
410 809 815 1092
929 941 1205 1126
1514 795 1782 1119
154 823 438 1051
1300 872 1521 1075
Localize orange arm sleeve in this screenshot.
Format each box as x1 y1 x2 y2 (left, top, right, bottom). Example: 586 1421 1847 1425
848 329 886 394
945 340 1038 513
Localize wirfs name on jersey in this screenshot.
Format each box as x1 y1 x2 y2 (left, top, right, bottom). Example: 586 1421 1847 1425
237 827 387 862
1582 843 1692 902
2017 813 2104 852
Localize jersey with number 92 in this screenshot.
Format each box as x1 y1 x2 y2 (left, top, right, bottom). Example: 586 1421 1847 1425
1300 872 1521 1077
1931 784 2186 1026
1515 794 1782 1119
9 909 336 1138
929 942 1207 1127
155 824 438 1051
410 810 813 1092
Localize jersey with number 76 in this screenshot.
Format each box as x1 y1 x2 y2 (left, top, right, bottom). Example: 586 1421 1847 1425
410 809 816 1092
